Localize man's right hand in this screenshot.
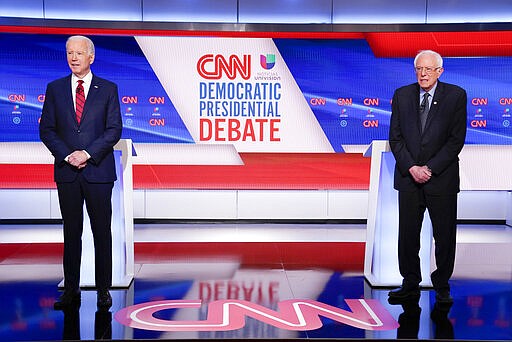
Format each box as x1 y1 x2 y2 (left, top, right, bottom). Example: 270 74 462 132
67 150 89 169
409 165 432 184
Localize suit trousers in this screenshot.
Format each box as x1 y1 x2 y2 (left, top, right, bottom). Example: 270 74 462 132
398 189 457 290
57 174 114 291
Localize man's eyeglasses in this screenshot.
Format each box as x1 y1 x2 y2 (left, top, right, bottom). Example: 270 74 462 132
415 66 441 75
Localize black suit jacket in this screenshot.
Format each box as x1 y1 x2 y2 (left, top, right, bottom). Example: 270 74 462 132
40 74 122 183
389 81 467 194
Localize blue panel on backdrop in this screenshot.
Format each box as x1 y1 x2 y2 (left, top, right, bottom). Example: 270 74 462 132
274 38 512 148
427 0 512 23
0 0 43 18
44 0 142 21
143 0 238 23
0 33 194 144
332 0 426 24
239 0 332 23
1 33 512 147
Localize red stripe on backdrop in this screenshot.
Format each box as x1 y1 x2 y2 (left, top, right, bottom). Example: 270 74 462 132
132 153 370 190
0 242 364 271
0 164 55 189
365 31 512 57
1 25 510 56
0 25 364 39
0 153 370 190
134 242 365 271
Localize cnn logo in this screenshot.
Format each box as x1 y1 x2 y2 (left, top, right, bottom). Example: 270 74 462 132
197 54 251 80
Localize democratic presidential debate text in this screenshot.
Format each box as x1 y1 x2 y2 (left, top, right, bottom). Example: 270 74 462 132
197 54 283 143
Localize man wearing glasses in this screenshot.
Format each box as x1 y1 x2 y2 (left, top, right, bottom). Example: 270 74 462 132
388 50 467 304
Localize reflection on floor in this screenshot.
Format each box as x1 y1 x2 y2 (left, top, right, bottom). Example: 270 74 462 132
0 223 511 341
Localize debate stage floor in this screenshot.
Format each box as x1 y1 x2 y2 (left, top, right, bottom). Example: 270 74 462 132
0 222 511 341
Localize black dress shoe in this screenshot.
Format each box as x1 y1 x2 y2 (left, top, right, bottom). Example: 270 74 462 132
435 289 454 304
388 286 420 299
54 290 81 310
97 289 112 309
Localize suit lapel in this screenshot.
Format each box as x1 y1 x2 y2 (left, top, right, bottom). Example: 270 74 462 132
409 84 422 133
62 75 77 125
80 76 100 122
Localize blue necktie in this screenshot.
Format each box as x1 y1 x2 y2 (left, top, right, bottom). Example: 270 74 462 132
419 93 430 132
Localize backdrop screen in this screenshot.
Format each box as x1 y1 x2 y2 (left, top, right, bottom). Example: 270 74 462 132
1 31 511 153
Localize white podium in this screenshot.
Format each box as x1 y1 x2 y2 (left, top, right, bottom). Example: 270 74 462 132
363 140 433 287
59 139 135 289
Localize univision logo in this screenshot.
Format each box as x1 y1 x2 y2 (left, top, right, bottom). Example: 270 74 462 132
260 54 276 70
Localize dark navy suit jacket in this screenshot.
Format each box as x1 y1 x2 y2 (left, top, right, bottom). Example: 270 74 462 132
389 81 467 194
39 74 122 183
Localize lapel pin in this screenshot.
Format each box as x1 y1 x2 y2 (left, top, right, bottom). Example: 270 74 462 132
94 85 99 89
433 101 437 105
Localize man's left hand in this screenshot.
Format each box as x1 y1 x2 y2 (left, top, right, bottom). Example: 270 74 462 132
68 150 89 168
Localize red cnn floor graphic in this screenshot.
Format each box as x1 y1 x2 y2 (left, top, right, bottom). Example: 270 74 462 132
0 224 511 342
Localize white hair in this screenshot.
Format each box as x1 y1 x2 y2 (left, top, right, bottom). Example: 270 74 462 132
414 50 443 68
66 35 95 55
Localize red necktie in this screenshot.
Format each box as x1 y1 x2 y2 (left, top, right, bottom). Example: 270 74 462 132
76 80 85 124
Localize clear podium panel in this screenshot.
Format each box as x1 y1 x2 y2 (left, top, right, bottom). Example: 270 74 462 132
59 139 134 289
364 140 433 287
